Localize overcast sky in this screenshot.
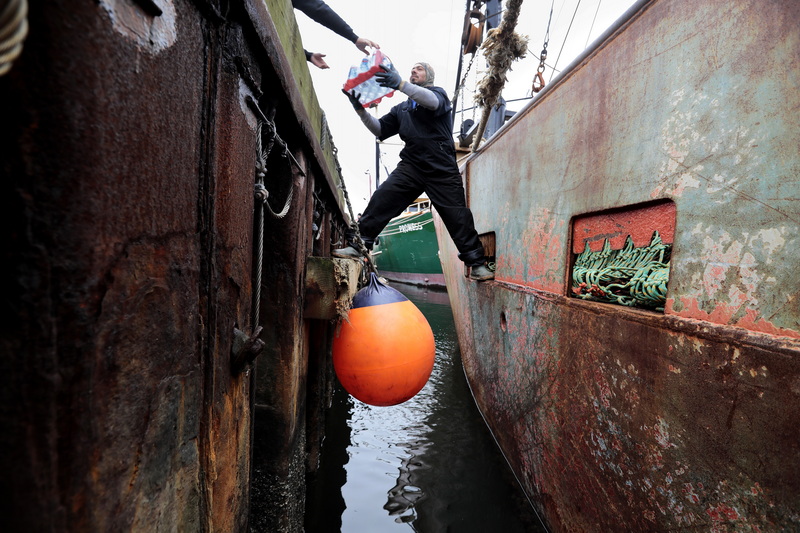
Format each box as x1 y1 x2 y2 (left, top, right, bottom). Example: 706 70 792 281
295 0 638 214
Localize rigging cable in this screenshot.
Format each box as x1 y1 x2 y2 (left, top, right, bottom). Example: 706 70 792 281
550 0 583 83
247 96 296 220
585 0 602 48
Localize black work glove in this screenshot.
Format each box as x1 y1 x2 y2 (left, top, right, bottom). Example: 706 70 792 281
375 65 402 89
342 89 363 111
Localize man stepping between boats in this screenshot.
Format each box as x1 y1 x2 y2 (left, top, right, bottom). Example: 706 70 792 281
334 61 494 281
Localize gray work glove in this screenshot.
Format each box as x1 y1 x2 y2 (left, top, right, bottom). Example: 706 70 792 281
342 89 363 111
375 65 402 89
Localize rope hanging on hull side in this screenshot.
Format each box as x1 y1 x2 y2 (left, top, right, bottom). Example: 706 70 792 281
247 98 376 285
0 0 28 77
247 96 299 220
256 120 294 220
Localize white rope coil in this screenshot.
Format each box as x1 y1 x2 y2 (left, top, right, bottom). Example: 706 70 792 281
0 0 28 77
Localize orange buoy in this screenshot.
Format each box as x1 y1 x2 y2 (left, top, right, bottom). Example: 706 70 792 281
333 273 435 406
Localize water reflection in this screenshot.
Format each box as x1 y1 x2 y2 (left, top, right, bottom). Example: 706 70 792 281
306 283 545 532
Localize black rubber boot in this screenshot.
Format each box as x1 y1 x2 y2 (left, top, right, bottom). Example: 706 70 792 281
332 245 361 259
470 264 495 281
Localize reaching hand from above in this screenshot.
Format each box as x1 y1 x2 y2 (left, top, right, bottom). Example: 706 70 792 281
355 37 380 54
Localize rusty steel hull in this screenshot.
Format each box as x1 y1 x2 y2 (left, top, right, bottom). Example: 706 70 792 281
436 0 800 531
0 1 353 531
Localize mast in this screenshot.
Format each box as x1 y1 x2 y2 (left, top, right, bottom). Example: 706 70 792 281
451 0 472 127
452 1 503 129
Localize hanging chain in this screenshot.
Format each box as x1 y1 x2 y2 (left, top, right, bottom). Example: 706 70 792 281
532 44 547 92
533 0 554 93
452 53 477 110
471 57 480 121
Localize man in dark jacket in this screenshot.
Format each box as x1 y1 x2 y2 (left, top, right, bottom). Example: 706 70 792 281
293 0 379 69
333 62 494 281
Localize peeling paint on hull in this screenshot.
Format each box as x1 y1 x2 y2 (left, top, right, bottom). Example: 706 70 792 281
438 0 800 530
445 284 800 531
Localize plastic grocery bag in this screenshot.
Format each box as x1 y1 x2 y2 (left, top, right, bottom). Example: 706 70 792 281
343 50 396 108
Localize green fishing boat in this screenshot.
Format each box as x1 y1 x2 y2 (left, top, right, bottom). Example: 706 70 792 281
372 198 445 288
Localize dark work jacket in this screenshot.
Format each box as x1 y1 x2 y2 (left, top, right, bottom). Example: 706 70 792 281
378 86 459 176
292 0 359 43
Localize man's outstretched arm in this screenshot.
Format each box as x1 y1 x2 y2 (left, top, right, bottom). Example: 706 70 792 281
375 66 439 110
293 0 379 53
342 90 382 137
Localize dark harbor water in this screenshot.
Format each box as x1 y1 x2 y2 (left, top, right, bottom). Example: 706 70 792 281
305 283 547 533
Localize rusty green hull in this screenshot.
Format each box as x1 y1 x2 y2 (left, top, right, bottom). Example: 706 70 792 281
436 0 800 531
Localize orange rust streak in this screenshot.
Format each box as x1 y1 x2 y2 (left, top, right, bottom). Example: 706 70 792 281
572 202 676 253
665 297 800 339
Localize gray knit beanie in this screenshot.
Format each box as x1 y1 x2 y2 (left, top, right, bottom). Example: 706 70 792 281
415 62 435 87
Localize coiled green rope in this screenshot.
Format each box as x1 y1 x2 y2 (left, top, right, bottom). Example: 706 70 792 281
572 231 671 311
